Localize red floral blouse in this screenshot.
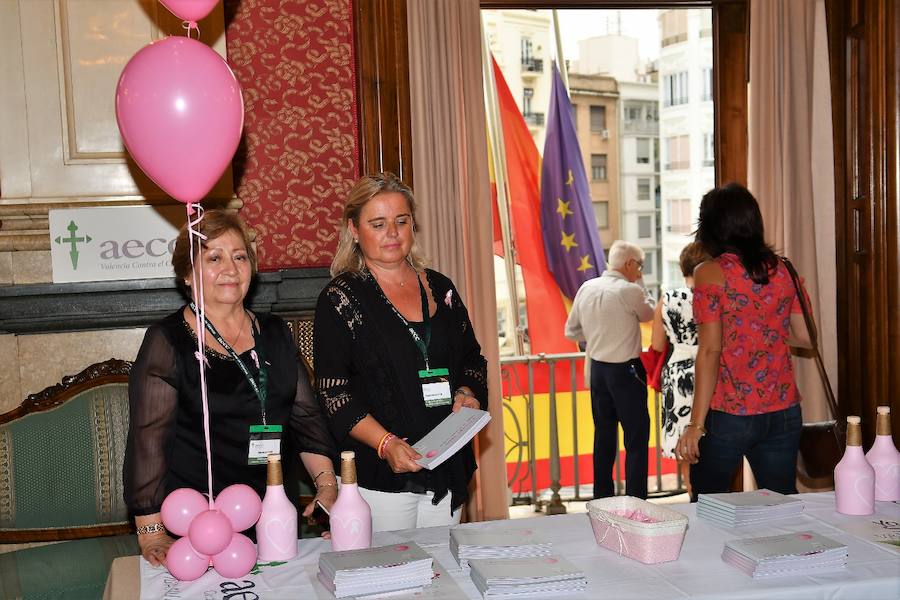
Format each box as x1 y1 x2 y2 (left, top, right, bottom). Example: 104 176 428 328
693 253 804 415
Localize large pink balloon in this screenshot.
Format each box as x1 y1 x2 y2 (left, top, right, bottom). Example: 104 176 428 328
211 533 257 578
159 0 219 22
115 36 243 204
215 484 262 532
166 537 210 582
188 509 234 556
161 488 209 537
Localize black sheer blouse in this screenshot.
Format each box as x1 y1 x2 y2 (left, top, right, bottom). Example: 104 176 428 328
314 269 488 512
124 309 336 516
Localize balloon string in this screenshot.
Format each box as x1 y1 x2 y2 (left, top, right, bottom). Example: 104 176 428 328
187 203 214 510
182 20 201 40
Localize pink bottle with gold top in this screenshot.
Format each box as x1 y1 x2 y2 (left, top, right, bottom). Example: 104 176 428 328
865 406 900 501
834 416 875 515
256 454 298 561
329 451 372 551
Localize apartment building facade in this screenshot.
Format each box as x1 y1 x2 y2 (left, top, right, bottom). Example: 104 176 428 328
658 9 715 289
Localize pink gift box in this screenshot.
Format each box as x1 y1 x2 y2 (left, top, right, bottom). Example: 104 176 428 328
587 496 689 564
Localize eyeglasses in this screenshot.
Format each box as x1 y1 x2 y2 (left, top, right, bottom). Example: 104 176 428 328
634 259 644 271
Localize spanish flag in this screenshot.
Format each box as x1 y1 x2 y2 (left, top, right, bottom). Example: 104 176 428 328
491 56 573 354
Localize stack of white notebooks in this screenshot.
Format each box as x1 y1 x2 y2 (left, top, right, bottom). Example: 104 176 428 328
697 489 804 527
722 531 848 578
450 527 552 568
317 542 434 598
468 556 587 598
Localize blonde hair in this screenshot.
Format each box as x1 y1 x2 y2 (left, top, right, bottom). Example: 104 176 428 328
330 173 427 277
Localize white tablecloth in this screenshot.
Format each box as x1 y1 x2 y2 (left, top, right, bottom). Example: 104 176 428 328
116 493 900 600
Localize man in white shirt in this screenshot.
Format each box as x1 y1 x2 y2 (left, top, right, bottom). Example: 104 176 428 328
565 240 656 499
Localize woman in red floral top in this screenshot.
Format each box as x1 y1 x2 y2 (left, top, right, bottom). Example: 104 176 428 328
676 184 814 499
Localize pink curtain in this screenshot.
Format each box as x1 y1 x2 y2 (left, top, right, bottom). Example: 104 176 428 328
406 0 509 521
748 0 837 425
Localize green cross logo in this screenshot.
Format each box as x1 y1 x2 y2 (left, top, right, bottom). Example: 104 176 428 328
54 220 92 270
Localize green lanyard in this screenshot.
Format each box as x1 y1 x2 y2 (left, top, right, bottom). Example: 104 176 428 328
372 272 432 370
189 303 269 424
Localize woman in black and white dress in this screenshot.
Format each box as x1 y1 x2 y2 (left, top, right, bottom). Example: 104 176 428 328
651 242 708 493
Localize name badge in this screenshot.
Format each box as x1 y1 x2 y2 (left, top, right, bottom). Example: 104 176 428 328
419 367 452 408
248 424 282 465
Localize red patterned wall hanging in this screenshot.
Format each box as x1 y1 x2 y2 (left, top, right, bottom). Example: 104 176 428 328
225 0 359 270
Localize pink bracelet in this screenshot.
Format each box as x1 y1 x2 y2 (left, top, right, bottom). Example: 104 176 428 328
377 433 396 459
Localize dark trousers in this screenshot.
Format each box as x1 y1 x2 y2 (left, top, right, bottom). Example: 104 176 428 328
590 359 650 499
690 404 802 501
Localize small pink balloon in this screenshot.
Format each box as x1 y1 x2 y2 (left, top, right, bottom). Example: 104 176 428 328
115 37 244 204
166 536 210 581
211 533 257 579
215 484 262 532
161 488 209 537
188 510 234 556
159 0 219 22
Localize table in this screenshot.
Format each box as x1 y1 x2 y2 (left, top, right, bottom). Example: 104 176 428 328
104 493 900 599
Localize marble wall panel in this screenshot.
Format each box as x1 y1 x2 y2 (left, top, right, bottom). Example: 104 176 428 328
16 328 146 398
0 252 12 285
0 335 21 414
11 250 51 284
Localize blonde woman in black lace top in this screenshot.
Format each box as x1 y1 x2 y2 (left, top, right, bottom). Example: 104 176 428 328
314 173 488 532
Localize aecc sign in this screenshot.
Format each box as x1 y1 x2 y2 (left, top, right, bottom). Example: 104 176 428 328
49 206 186 283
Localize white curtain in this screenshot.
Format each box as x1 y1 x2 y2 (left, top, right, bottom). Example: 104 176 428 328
406 0 509 521
748 0 838 424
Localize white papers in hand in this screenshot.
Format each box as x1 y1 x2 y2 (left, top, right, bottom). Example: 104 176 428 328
411 407 491 470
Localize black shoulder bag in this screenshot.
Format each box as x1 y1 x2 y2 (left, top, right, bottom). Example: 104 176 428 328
781 257 845 479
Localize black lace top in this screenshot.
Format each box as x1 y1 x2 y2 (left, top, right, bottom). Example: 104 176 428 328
124 309 337 516
314 269 488 512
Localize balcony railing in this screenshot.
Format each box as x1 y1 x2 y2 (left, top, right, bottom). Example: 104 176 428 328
523 112 545 126
522 58 544 73
500 352 687 512
622 120 659 135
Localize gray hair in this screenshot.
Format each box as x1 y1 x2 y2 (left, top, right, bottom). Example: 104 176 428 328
607 240 645 270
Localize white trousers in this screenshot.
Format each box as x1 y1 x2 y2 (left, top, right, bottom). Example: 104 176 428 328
358 487 461 532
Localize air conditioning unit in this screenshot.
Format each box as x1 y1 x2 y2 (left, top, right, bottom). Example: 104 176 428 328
601 129 609 139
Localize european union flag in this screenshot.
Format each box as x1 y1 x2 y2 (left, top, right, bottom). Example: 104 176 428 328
540 63 606 300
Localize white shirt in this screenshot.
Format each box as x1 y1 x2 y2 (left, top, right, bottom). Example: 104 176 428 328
564 270 656 363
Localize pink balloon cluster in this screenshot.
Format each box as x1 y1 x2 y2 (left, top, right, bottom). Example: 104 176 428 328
161 485 262 581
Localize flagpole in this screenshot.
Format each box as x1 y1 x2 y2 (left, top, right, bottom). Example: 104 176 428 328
551 10 570 91
481 17 525 356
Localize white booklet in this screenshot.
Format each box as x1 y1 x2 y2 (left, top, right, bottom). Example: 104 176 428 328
412 407 491 470
724 531 847 562
722 531 847 578
700 489 803 509
450 527 553 567
319 542 432 578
